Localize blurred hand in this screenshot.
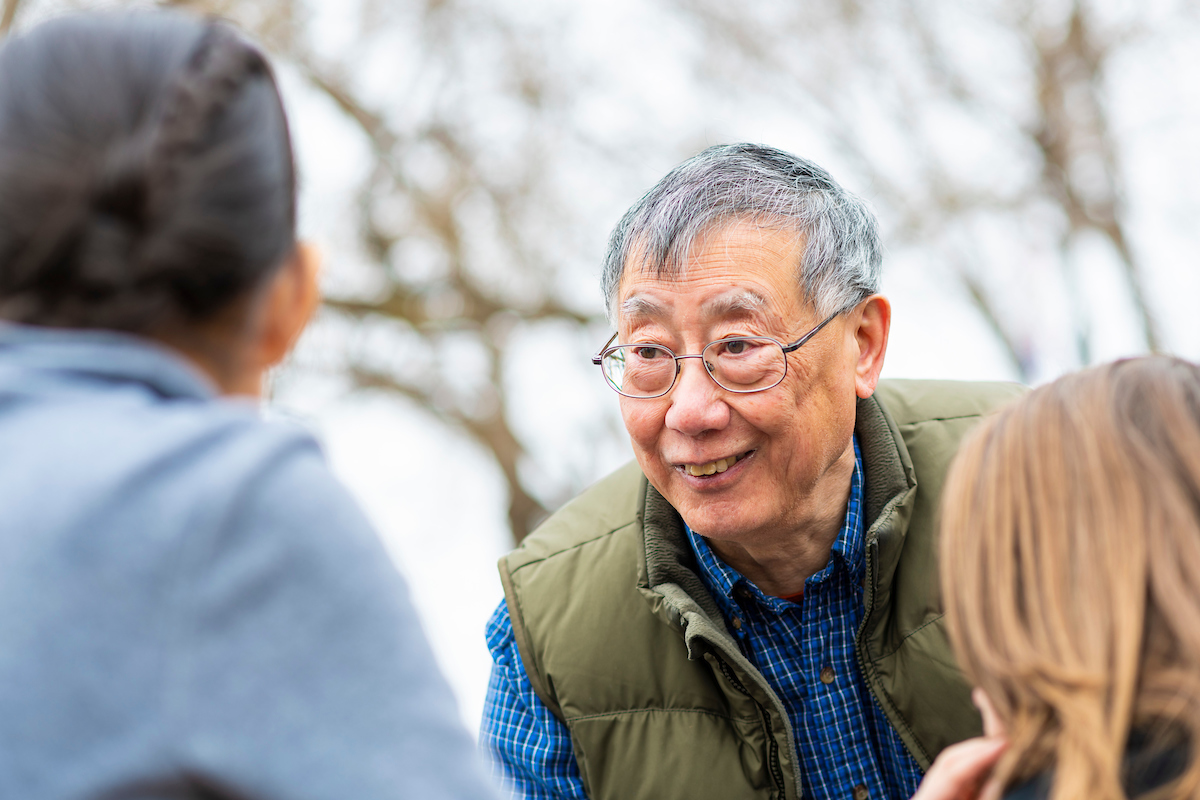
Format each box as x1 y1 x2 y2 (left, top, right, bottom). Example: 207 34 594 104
974 688 1005 738
910 736 1007 800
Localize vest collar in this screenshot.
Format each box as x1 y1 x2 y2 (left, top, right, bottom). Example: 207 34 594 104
853 392 919 630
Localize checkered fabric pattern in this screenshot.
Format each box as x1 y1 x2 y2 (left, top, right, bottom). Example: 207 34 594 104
481 438 924 800
482 618 588 799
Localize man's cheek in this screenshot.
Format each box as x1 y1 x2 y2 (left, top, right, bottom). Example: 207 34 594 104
620 404 661 447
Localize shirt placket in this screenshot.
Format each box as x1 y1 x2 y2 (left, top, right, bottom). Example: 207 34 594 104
805 570 895 800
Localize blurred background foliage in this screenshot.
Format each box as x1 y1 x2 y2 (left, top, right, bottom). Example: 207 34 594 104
5 0 1199 543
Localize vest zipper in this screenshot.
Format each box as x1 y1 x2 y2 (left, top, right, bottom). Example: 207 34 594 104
717 657 789 799
855 535 932 771
854 538 879 724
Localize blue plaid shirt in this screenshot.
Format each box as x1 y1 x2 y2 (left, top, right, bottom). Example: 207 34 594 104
482 438 924 800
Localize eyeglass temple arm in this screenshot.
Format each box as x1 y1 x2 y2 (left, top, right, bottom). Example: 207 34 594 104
592 332 620 364
780 310 841 354
595 308 842 362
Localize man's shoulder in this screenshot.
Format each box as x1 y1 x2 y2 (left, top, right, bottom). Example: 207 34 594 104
497 461 657 722
503 461 647 573
874 378 1026 427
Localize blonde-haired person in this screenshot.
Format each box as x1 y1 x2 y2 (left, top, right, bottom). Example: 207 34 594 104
915 355 1200 800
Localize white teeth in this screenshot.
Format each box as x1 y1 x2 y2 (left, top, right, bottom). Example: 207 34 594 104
684 455 740 477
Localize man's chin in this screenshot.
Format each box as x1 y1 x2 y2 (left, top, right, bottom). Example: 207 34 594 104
675 505 759 543
639 463 764 538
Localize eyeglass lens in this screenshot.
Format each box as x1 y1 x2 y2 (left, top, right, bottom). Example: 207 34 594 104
602 338 787 397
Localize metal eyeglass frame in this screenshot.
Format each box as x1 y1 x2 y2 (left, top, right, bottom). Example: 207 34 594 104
591 309 842 399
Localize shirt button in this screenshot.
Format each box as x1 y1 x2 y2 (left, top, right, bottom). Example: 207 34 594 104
852 784 869 800
820 666 835 684
730 616 743 630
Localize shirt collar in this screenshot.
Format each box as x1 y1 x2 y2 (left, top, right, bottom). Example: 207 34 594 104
686 435 866 615
0 322 219 401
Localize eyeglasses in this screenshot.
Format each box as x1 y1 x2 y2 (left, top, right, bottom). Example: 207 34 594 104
592 311 841 399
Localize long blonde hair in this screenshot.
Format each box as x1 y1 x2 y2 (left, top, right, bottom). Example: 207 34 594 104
940 356 1200 800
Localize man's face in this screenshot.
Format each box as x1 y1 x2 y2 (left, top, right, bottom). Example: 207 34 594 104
616 221 867 547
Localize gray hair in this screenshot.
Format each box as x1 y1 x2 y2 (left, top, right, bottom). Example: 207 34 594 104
601 143 882 322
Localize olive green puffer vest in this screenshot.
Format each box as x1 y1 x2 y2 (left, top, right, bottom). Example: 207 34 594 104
500 380 1024 800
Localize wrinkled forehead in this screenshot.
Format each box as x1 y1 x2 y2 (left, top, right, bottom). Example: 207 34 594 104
624 214 803 274
614 218 809 323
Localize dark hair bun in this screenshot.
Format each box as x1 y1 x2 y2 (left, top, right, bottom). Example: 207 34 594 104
92 139 151 226
0 12 296 333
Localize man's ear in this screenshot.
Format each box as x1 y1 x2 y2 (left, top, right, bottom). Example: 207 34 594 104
852 294 890 399
257 242 322 370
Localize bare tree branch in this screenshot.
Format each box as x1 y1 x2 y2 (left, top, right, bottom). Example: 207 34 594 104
956 269 1029 378
1029 2 1161 352
268 9 597 541
670 0 1174 376
347 363 551 538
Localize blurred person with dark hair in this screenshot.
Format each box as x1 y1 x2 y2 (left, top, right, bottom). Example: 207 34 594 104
481 143 1025 800
914 356 1200 800
0 12 497 799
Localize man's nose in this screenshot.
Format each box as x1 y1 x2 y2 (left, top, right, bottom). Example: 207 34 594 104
664 356 730 435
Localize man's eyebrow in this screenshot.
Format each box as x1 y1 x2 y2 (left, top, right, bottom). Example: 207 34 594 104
619 289 767 323
620 295 667 321
702 290 767 318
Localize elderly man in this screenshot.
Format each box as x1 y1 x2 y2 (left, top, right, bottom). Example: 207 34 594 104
481 143 1022 800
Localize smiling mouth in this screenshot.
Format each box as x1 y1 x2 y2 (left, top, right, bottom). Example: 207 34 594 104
680 451 751 477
